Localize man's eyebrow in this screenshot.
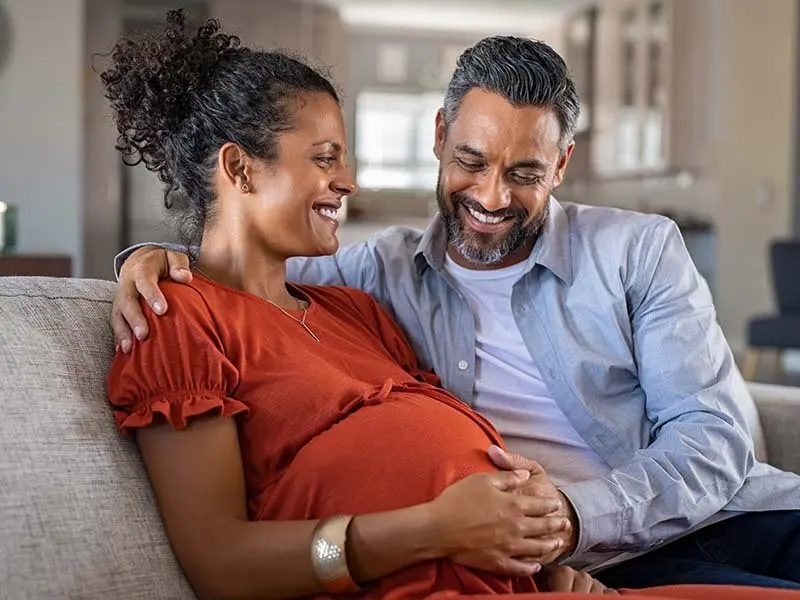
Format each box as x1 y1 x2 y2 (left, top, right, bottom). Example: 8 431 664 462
454 143 487 159
454 143 548 171
509 158 548 172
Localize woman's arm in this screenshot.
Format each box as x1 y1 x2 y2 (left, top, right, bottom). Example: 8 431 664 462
138 415 564 600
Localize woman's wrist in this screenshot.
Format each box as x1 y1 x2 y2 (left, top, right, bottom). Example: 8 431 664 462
345 502 446 584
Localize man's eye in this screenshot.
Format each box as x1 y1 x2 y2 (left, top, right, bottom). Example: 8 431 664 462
458 159 482 171
512 173 541 185
316 156 336 167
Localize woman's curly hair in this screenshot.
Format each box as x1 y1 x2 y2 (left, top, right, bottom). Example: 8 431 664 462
100 9 338 248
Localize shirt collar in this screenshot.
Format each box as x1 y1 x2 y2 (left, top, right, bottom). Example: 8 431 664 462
413 196 573 285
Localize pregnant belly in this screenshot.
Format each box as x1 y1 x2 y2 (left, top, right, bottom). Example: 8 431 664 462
255 389 503 521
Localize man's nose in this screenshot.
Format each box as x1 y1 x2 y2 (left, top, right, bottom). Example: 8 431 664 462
474 173 510 212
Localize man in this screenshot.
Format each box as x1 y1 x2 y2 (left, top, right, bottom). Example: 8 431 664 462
111 36 800 588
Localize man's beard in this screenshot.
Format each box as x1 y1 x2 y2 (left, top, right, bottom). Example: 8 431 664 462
436 174 550 267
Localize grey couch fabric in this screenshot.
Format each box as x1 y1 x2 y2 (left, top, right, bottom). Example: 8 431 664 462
0 277 194 600
1 276 799 599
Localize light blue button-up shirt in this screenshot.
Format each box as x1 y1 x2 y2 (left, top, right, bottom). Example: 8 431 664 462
118 198 800 558
284 198 800 555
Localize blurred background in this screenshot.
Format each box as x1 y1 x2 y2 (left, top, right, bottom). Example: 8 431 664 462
1 0 799 382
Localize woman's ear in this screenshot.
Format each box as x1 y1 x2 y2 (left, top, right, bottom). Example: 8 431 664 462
218 143 252 193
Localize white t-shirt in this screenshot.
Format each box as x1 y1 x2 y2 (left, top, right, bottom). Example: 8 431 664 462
443 254 610 488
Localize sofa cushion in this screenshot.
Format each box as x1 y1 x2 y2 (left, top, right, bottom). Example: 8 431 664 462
0 277 195 600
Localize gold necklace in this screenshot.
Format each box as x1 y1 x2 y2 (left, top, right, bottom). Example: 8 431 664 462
265 299 321 343
192 265 321 342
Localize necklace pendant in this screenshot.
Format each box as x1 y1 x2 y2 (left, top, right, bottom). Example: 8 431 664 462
301 322 321 343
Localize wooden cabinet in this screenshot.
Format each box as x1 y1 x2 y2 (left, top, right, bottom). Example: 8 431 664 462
565 0 676 179
0 255 72 277
593 0 670 176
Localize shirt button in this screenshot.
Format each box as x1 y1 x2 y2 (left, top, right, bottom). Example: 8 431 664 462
457 360 469 371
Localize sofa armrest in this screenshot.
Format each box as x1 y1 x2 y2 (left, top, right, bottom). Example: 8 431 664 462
747 382 800 475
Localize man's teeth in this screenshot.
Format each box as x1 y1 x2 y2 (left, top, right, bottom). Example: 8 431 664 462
316 207 339 221
468 206 505 224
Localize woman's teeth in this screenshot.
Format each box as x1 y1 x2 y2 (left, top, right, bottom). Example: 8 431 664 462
316 207 339 221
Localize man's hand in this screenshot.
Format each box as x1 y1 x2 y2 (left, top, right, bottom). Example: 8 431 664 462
112 246 192 352
487 445 578 564
535 565 618 594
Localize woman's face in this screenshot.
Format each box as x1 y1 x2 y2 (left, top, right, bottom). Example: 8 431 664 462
246 92 355 259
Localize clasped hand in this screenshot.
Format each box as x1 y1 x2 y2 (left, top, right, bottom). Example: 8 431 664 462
426 445 578 577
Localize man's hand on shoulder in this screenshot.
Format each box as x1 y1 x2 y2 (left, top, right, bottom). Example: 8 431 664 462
488 445 578 563
113 246 192 352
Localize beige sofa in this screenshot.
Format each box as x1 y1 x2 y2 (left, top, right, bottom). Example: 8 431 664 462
2 276 800 599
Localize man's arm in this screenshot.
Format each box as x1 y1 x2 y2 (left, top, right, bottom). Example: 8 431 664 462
560 220 755 555
111 240 383 348
113 241 380 290
114 242 189 280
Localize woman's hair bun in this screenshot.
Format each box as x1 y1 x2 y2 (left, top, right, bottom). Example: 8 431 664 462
100 9 240 171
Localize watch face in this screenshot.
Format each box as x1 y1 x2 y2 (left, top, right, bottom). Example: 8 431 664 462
0 2 10 78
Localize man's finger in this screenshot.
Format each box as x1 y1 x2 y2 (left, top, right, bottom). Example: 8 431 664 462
166 251 192 283
521 515 570 538
517 496 562 517
135 275 168 318
118 293 150 342
111 308 133 352
488 445 546 475
546 566 576 592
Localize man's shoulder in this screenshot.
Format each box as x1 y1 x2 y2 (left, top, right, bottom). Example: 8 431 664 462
560 201 676 253
562 201 672 234
335 224 426 267
364 224 426 253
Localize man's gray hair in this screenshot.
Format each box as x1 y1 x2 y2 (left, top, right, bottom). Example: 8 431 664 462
443 36 580 152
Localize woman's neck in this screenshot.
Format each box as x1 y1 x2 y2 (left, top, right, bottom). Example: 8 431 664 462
196 218 299 311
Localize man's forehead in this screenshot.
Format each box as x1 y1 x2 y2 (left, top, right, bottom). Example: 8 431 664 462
448 89 562 157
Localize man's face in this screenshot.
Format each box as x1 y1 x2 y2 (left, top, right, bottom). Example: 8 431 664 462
434 89 573 269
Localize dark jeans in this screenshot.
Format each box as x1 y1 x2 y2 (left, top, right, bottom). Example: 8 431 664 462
596 511 800 589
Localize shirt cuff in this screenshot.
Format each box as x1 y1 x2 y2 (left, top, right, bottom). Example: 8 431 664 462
113 242 192 281
559 477 627 555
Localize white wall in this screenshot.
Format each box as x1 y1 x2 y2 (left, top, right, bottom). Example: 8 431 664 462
0 0 84 275
708 0 797 352
83 0 122 280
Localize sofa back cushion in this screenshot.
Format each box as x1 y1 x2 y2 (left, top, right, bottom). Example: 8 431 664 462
0 277 195 599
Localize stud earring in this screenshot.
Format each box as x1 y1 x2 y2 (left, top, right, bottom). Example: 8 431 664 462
241 183 250 193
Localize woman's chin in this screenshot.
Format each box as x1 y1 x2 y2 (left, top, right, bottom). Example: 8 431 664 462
309 235 340 257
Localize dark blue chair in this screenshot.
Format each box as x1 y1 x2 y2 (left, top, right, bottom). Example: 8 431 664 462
743 240 800 381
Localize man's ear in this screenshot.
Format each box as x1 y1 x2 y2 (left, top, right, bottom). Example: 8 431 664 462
218 143 253 193
553 142 575 188
434 109 447 160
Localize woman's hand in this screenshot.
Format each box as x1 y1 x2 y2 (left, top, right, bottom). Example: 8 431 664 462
425 471 570 577
535 565 619 594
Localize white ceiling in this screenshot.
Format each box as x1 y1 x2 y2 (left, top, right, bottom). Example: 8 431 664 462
307 0 594 35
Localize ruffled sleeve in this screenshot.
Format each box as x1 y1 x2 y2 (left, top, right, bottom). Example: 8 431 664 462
106 282 248 435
